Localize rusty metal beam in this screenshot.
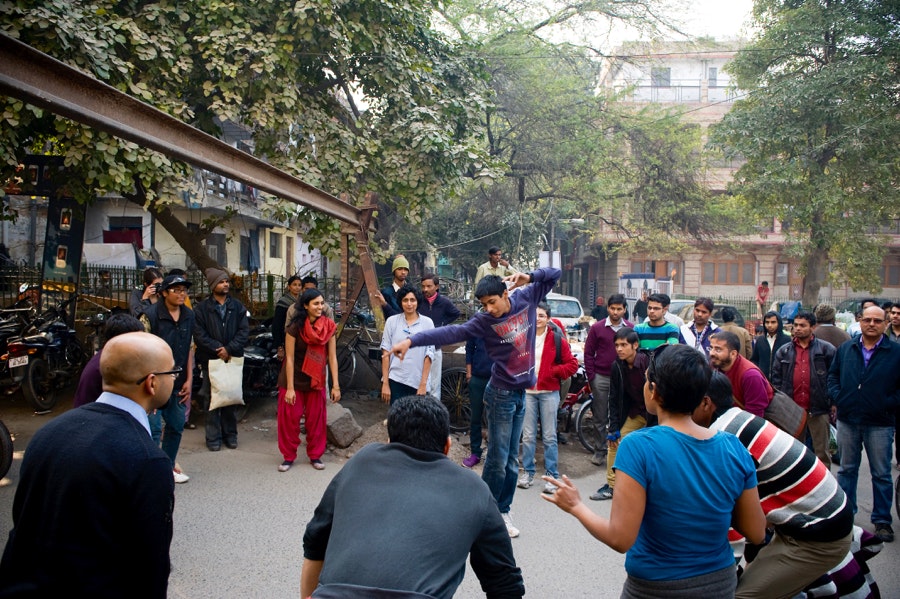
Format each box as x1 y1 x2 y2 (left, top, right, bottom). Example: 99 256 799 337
0 33 360 225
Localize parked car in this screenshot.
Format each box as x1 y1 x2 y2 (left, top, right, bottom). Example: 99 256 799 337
677 303 746 329
545 292 585 341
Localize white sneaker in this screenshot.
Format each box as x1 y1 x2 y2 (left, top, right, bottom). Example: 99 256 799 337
542 481 556 495
517 473 534 489
502 512 519 538
173 470 190 484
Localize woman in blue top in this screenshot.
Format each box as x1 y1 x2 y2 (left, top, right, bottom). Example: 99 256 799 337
380 286 435 404
544 344 766 598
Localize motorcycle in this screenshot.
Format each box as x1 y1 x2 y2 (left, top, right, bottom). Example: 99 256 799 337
238 324 280 421
7 295 85 412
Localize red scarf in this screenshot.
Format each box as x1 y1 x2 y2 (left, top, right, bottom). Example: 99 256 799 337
299 316 336 390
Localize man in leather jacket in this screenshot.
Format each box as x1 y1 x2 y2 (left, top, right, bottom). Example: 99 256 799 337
770 311 836 467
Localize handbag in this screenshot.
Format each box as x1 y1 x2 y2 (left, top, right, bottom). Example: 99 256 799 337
207 356 245 411
764 390 808 439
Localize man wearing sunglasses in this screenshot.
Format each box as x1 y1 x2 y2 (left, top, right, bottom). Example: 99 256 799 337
828 305 900 543
0 333 176 596
141 274 195 484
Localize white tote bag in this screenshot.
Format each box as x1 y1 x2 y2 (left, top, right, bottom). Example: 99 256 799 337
207 356 245 411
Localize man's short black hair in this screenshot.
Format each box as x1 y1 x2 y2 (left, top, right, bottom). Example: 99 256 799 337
421 273 439 286
388 395 450 453
300 275 318 287
647 344 711 414
710 330 741 353
794 311 817 326
102 313 145 345
475 275 506 300
395 285 422 306
694 297 714 312
488 246 501 255
607 293 627 309
764 310 780 322
647 293 667 306
721 306 739 323
707 371 735 417
614 327 639 345
658 293 671 307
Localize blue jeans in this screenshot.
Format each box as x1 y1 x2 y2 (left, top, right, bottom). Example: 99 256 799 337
836 421 894 525
521 391 560 478
149 391 186 468
482 383 525 513
468 375 488 458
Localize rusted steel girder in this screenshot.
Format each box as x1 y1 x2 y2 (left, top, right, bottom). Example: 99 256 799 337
0 33 360 226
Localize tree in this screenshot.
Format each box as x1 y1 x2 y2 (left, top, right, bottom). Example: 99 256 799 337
0 0 492 270
711 0 900 306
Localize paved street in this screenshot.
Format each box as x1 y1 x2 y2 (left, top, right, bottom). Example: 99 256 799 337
1 393 899 598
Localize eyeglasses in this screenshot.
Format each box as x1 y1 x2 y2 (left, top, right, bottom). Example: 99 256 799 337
136 366 183 385
860 318 885 324
165 287 188 294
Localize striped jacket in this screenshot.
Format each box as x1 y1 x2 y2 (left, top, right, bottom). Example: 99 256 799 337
712 407 853 542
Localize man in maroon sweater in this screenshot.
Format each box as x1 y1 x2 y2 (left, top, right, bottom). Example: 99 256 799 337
582 293 633 466
709 330 773 417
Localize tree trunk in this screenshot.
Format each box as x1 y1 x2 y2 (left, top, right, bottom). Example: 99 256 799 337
152 204 219 272
801 213 829 308
124 185 220 273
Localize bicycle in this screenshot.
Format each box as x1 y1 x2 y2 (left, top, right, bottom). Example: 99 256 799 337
575 392 605 454
335 310 383 391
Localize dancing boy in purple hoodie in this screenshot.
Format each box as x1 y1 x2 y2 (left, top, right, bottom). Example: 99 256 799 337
392 267 561 538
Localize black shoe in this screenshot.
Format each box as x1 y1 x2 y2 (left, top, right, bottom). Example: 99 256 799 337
225 439 238 449
207 444 221 452
557 433 568 445
875 524 894 543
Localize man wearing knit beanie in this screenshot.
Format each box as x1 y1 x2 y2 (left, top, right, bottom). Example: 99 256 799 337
372 255 409 317
193 267 249 451
813 304 850 349
206 267 229 289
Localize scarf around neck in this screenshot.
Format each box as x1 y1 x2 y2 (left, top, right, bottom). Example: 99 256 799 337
299 316 336 389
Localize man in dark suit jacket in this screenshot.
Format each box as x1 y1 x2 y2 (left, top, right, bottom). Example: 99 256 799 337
0 333 176 597
750 311 791 381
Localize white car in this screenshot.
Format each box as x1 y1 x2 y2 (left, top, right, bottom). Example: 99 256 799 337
545 293 586 341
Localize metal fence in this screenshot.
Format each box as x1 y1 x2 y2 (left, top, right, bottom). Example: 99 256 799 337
0 265 479 323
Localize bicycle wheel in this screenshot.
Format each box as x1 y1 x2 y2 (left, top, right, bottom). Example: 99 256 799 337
440 367 470 434
576 399 604 454
336 344 356 391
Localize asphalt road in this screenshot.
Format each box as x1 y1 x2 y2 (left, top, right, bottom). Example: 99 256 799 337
1 392 899 598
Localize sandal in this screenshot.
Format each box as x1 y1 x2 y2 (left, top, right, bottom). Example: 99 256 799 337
310 459 325 470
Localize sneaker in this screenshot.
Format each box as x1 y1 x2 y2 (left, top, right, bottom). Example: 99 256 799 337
310 459 325 470
462 454 481 468
542 481 557 495
277 460 293 473
502 512 520 538
875 524 894 543
173 470 190 484
589 484 614 501
517 473 534 489
590 452 607 467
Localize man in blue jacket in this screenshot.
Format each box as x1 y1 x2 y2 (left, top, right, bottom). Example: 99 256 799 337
827 305 900 543
392 268 560 538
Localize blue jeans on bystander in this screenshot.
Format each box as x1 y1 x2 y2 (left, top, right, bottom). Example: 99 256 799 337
521 391 560 478
482 383 525 514
836 421 894 525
